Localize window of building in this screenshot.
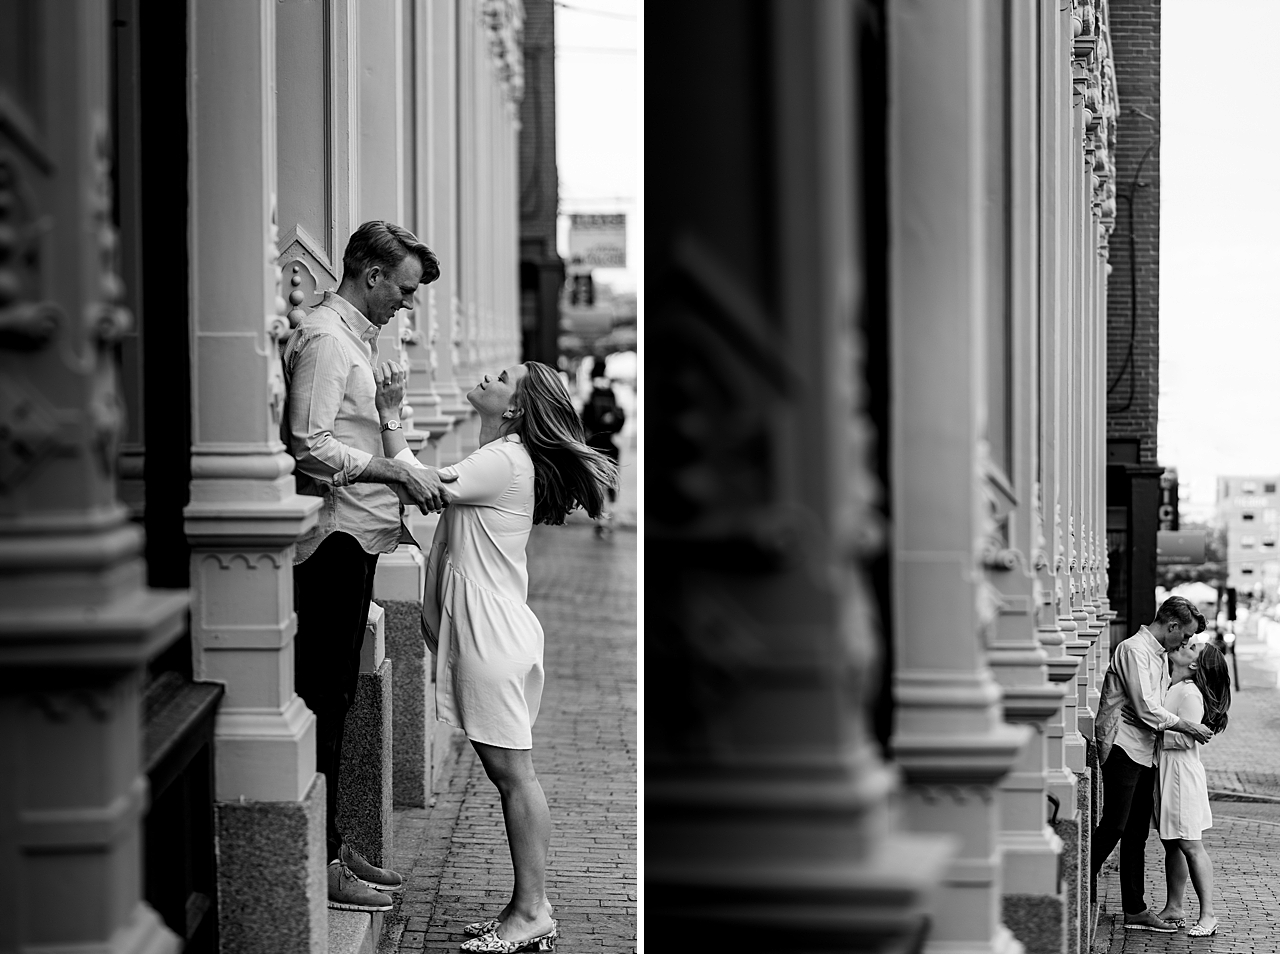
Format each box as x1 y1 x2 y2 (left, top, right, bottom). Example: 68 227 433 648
1243 513 1256 522
1267 483 1277 493
1265 536 1277 549
1242 536 1257 548
1242 564 1256 575
1267 509 1278 525
1244 480 1258 493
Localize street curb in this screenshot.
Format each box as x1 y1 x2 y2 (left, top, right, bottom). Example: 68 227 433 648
1209 788 1280 804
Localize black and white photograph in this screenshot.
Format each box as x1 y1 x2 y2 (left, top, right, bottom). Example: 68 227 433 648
9 1 1280 953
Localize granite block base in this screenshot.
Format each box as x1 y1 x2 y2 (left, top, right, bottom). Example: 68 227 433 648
381 598 429 808
338 658 393 866
1003 892 1066 954
215 772 327 954
1077 764 1095 953
1052 813 1082 954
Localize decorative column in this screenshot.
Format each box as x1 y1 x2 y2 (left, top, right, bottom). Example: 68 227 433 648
184 3 327 952
419 0 466 471
648 3 951 949
983 5 1068 951
0 7 186 954
1037 9 1088 950
887 3 1029 951
405 0 454 460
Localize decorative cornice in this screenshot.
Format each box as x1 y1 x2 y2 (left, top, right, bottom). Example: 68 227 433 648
482 0 525 105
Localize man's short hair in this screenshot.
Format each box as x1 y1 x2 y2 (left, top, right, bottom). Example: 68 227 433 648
1154 595 1206 634
342 220 440 285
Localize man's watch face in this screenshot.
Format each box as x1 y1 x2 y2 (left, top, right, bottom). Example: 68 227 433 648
384 419 401 431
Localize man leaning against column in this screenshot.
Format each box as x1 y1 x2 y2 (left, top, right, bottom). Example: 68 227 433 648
283 220 455 911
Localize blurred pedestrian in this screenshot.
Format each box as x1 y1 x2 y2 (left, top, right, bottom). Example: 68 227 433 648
581 375 625 538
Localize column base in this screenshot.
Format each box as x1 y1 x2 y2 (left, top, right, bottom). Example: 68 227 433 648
108 902 182 954
373 546 425 602
649 832 952 953
1000 830 1064 896
215 772 328 954
214 693 318 802
1003 897 1065 954
338 659 393 867
922 923 1025 954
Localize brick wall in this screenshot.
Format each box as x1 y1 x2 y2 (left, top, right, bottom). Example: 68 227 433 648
1105 0 1161 464
519 0 558 256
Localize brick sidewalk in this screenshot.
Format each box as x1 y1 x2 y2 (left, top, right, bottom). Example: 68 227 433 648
1199 620 1280 800
380 524 637 954
1093 806 1280 952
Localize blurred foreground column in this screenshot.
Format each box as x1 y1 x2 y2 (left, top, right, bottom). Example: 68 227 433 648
887 2 1030 951
183 3 327 952
0 4 186 953
647 3 952 949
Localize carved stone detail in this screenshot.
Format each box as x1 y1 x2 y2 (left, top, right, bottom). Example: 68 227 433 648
481 0 525 105
0 153 63 350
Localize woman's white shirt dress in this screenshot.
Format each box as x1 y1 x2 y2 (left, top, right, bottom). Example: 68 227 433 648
1155 680 1213 840
413 435 545 750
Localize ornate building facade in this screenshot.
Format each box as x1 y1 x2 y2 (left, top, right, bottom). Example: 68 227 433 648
0 2 525 953
649 2 1124 952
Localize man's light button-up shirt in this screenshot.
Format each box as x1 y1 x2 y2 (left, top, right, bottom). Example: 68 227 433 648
282 290 402 564
1110 625 1181 767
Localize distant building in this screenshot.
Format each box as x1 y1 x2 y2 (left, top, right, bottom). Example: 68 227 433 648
518 0 566 365
1216 475 1280 594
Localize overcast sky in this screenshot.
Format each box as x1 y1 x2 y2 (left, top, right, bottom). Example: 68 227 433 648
1159 0 1280 521
553 0 639 292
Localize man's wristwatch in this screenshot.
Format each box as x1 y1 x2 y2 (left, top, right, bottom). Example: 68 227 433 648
381 419 402 432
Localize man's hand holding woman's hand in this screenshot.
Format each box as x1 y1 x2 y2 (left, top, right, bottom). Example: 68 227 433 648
396 461 456 515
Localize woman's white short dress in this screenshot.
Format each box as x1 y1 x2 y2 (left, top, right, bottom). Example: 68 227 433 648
1154 681 1213 840
419 435 544 750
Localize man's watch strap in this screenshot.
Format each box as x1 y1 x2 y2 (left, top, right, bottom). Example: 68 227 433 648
381 419 402 432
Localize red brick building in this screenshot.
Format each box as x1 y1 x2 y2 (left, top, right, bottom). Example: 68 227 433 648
1106 0 1164 640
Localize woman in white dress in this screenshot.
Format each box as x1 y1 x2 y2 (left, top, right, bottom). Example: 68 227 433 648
374 360 615 953
1154 641 1231 937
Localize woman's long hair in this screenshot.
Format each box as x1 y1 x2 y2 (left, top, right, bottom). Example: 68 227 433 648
503 362 619 525
1193 643 1231 734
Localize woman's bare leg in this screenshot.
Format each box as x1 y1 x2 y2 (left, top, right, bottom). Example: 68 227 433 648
1181 839 1217 929
472 741 556 940
1157 839 1189 921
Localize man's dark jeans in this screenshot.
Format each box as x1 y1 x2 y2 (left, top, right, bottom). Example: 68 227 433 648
1091 745 1158 915
293 530 379 863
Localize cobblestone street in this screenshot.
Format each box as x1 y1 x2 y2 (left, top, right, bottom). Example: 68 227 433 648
380 523 637 954
1094 619 1280 952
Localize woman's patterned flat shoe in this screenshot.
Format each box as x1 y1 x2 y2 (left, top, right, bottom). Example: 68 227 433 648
459 920 558 953
463 920 500 938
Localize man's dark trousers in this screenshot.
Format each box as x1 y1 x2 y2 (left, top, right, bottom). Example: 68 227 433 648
293 530 379 863
1091 745 1158 914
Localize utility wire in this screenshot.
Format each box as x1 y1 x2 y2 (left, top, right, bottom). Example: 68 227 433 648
554 2 637 20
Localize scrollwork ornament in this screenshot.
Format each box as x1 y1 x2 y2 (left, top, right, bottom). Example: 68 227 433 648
0 153 63 350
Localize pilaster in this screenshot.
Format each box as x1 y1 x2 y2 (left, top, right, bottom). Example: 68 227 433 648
0 5 184 953
649 3 951 948
187 2 328 949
